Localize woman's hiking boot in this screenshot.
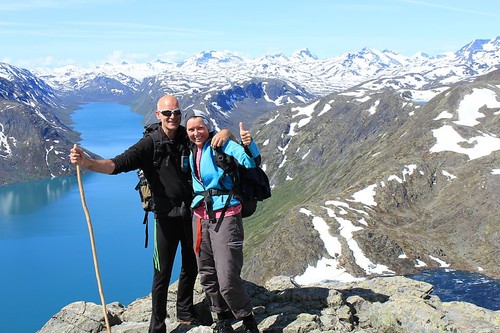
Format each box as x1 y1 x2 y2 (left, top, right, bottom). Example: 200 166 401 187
242 314 260 333
242 319 260 333
213 319 235 333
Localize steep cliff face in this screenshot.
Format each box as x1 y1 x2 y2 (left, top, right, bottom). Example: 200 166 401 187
0 63 80 185
242 70 500 284
0 100 79 185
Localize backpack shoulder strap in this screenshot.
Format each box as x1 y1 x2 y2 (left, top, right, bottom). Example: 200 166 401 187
214 145 237 174
144 122 170 168
212 143 247 232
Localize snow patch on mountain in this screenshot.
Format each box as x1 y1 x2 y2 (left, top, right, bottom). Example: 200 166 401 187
294 208 363 284
430 87 500 160
0 123 13 157
294 203 395 285
349 184 378 207
289 101 320 135
367 100 380 115
429 255 451 268
442 170 457 181
430 125 500 160
453 88 500 126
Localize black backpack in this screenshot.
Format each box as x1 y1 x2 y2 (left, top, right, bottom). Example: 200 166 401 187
211 144 271 231
133 122 170 248
135 168 153 247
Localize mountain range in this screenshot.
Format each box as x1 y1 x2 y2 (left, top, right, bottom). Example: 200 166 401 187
242 67 500 284
0 36 499 282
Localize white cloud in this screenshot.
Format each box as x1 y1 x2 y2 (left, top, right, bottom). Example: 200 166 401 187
105 50 150 64
0 0 124 11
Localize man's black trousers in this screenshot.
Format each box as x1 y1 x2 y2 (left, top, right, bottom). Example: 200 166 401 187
148 215 198 333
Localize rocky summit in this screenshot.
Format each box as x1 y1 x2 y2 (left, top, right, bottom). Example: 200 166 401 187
38 276 499 333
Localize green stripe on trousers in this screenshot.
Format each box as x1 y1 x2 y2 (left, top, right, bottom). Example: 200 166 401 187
153 219 161 271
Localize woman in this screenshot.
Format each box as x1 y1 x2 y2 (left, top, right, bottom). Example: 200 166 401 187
185 109 260 333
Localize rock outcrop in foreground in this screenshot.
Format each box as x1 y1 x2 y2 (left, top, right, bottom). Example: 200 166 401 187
39 276 499 333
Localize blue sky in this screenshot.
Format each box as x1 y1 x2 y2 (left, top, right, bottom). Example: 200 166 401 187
1 0 499 69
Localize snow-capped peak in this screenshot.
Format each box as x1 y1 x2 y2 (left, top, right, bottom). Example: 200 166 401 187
178 50 244 68
26 36 500 98
290 48 318 62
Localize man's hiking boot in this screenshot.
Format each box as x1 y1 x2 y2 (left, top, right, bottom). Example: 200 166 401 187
213 319 235 333
242 320 260 333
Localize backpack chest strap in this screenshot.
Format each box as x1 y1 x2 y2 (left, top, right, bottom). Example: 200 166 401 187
196 188 234 232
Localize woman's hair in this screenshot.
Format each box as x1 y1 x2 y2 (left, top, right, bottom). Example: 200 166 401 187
183 109 214 132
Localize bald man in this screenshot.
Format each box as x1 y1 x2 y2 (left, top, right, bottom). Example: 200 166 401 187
70 95 232 333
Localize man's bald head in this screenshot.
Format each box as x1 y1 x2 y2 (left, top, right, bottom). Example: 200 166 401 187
156 95 179 111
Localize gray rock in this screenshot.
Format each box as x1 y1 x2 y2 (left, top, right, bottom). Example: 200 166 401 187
38 276 499 333
38 301 122 333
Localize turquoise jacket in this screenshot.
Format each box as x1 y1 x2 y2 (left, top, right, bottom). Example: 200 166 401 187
190 138 260 211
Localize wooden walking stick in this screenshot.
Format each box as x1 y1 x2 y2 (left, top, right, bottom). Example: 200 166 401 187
74 144 112 333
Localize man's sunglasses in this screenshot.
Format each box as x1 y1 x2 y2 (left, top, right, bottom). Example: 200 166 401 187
159 109 181 117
